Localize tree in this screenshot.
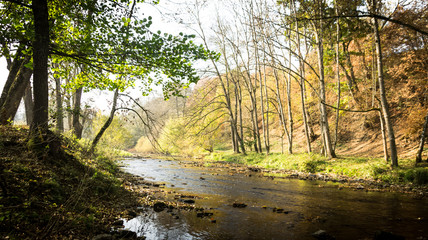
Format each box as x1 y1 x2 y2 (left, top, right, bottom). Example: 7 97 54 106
369 0 398 166
31 0 50 131
1 0 214 155
416 111 428 163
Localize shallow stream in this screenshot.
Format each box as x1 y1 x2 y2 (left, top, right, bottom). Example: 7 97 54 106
120 158 427 240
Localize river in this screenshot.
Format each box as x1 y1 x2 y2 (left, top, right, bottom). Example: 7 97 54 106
119 158 427 240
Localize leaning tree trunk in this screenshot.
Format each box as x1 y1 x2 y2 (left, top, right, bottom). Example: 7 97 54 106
90 88 119 153
24 83 34 125
416 111 428 163
31 0 50 131
0 59 32 125
0 43 26 107
371 0 398 167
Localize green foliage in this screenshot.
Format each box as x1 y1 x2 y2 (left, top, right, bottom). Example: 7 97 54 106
134 136 155 153
402 168 428 185
300 158 326 173
157 118 202 156
85 112 135 150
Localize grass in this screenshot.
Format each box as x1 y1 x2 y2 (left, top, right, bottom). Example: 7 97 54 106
205 151 428 185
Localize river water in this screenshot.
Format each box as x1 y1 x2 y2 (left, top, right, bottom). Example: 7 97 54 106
120 158 427 240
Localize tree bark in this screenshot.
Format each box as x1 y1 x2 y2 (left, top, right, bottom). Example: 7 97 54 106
90 88 119 153
31 0 50 130
416 111 428 163
371 0 398 167
286 30 294 154
292 0 311 153
314 3 336 158
72 87 83 138
334 2 341 151
54 65 64 133
24 83 34 125
0 43 26 108
0 56 32 125
379 109 389 162
273 63 290 154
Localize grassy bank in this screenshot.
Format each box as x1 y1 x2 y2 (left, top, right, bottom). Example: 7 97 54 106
0 126 141 239
205 151 428 186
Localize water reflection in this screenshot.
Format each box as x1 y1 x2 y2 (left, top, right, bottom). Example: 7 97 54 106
120 158 428 240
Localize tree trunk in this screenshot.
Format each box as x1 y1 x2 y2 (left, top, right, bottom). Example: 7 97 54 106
343 42 359 93
90 88 119 153
273 66 290 154
416 111 428 163
0 43 26 108
262 58 270 154
72 87 83 138
24 83 34 125
31 0 50 131
334 3 341 151
231 122 237 153
314 10 336 158
379 109 389 162
286 30 294 154
0 57 32 125
371 0 398 167
236 79 246 154
54 65 64 133
65 76 73 131
292 0 311 153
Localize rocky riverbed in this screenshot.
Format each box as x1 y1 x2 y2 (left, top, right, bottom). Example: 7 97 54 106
103 157 427 240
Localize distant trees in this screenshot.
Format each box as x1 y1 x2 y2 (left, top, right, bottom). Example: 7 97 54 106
147 0 427 164
0 0 213 152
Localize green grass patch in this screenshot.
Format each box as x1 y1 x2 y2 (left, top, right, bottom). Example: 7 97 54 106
205 151 428 185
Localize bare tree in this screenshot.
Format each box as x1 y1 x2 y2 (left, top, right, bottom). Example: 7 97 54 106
369 0 398 166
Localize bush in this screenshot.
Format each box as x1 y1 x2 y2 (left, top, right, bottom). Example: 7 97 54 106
414 168 428 185
404 168 428 185
299 158 326 173
371 165 388 179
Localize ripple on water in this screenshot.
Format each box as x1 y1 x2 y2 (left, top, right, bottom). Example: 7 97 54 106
120 158 428 240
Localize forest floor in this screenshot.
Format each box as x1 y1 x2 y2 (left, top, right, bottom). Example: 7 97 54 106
0 126 152 239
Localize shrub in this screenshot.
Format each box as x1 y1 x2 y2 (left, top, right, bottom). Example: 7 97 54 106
414 168 428 185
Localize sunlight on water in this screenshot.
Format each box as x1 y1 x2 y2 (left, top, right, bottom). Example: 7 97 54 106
120 158 428 240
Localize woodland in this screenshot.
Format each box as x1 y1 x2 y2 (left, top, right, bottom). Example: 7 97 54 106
0 0 427 238
1 0 427 163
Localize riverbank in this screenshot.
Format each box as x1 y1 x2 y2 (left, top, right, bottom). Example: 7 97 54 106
133 152 428 197
0 126 146 239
